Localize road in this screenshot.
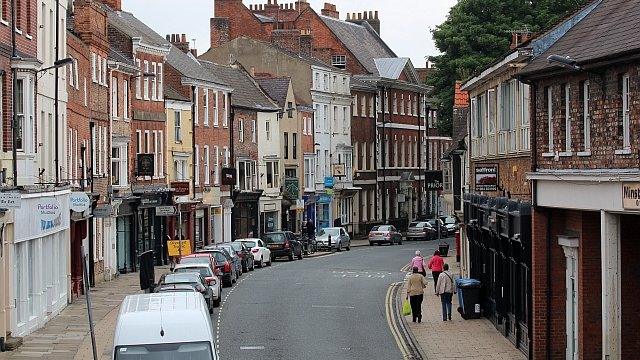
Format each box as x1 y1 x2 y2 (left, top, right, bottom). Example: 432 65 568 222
214 238 452 360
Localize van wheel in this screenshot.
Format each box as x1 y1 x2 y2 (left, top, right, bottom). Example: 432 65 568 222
213 297 221 308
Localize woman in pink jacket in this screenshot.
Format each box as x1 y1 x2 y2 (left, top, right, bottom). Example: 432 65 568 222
427 250 444 294
411 250 427 276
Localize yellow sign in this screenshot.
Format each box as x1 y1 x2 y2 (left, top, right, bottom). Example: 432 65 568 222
167 240 192 257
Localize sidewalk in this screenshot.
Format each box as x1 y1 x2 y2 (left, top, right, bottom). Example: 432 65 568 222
401 252 525 360
0 267 169 360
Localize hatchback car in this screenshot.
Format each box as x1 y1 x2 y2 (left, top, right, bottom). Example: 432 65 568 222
172 264 221 308
263 231 303 261
441 216 460 235
368 225 403 245
236 238 272 268
179 253 217 274
316 227 351 251
428 218 449 237
226 241 255 273
212 244 243 278
157 272 215 313
406 221 436 241
198 248 237 287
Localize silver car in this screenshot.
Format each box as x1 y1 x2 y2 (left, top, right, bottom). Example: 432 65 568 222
316 227 351 251
368 225 403 246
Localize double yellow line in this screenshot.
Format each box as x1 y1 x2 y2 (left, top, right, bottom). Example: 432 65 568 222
385 282 413 359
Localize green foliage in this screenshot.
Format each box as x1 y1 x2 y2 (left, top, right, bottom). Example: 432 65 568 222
428 0 589 136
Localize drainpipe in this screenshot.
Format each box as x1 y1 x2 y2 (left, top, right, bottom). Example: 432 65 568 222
11 0 18 185
228 94 235 240
54 0 60 185
88 122 95 287
380 86 387 224
373 89 378 226
191 85 197 245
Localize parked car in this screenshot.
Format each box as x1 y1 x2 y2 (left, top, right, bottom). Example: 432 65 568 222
227 241 255 272
316 227 351 251
406 221 437 241
211 244 243 278
157 271 215 313
428 218 449 237
199 248 237 287
172 263 222 308
263 231 303 261
179 253 217 274
113 292 218 360
368 225 403 246
154 283 198 294
441 216 460 235
236 238 272 267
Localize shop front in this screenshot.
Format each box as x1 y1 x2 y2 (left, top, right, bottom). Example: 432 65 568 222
12 189 71 337
316 193 332 230
303 194 316 231
134 191 171 267
69 192 92 299
260 201 281 234
114 198 137 273
232 190 262 239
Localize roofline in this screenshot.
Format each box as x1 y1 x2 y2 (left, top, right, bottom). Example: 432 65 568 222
461 49 530 91
519 50 640 80
357 76 432 93
108 60 139 75
132 37 171 56
181 76 233 92
233 104 280 112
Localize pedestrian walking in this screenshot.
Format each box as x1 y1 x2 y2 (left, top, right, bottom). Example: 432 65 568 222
427 250 444 293
406 267 428 323
436 263 456 321
411 250 427 276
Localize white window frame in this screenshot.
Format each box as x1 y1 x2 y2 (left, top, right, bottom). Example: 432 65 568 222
252 120 256 143
151 62 157 100
547 87 554 152
111 144 128 187
214 146 220 185
123 79 129 119
157 63 163 100
223 146 229 167
621 74 631 152
135 59 141 99
204 89 210 126
304 156 315 190
194 87 199 125
238 119 244 142
266 120 271 140
582 81 590 153
111 76 118 119
195 145 200 185
174 110 182 142
92 53 97 83
158 130 164 178
223 93 228 128
204 145 210 185
564 83 571 152
266 161 279 189
143 60 149 100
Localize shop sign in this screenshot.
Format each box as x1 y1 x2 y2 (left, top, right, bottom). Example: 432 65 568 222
38 197 61 222
140 196 163 208
332 164 346 178
93 204 113 218
156 206 177 216
425 170 444 191
475 165 498 191
167 240 192 257
622 182 640 210
324 176 335 188
171 181 190 196
136 154 155 177
69 192 91 213
221 168 237 186
317 194 332 204
0 192 21 209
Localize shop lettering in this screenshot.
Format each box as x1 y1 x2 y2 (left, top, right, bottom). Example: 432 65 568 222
622 183 640 210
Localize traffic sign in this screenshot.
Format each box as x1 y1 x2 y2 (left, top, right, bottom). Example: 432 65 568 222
156 206 177 216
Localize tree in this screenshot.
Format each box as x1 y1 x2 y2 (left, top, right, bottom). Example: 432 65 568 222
428 0 589 136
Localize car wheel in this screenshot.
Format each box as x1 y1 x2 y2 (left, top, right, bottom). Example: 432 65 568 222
337 241 342 252
398 238 403 245
213 296 221 308
267 257 272 266
297 249 303 260
288 251 294 261
258 257 264 268
346 241 351 251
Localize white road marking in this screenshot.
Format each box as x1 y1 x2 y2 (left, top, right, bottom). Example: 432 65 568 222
311 305 356 309
240 346 265 350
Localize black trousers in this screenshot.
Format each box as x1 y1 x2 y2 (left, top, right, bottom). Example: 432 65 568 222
432 271 442 292
409 294 424 322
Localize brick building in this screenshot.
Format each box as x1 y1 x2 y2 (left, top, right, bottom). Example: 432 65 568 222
201 61 280 236
164 36 233 248
518 0 640 358
208 1 448 230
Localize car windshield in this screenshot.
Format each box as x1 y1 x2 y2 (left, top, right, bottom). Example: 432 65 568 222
240 240 257 248
207 251 228 264
445 217 457 224
264 233 285 244
409 222 419 227
318 228 340 236
115 342 213 360
163 273 199 284
218 246 236 257
180 257 209 265
228 242 243 251
175 267 212 277
377 225 393 232
417 222 429 227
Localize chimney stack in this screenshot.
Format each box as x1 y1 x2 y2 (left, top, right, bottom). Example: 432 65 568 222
167 33 191 53
346 10 381 35
101 0 121 11
320 3 339 19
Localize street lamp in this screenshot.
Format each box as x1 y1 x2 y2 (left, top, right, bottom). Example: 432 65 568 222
547 54 581 71
37 57 74 74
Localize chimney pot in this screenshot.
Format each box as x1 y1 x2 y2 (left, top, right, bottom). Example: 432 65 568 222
357 13 361 20
375 11 378 19
363 12 368 20
346 13 350 20
166 34 170 41
369 11 373 19
181 34 186 43
250 66 255 77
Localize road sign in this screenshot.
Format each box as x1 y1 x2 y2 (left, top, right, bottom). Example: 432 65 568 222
0 192 21 209
167 240 192 257
156 205 177 216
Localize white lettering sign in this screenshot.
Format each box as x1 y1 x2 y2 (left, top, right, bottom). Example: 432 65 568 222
69 192 91 213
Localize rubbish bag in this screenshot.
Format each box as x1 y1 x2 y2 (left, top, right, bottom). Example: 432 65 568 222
402 299 412 316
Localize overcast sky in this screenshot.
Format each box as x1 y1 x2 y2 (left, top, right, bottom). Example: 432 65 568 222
121 0 456 66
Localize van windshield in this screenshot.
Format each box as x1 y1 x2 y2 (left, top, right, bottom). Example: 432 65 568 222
115 342 213 359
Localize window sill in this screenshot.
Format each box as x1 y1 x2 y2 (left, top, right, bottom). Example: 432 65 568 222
0 19 8 26
14 28 22 35
577 151 591 157
615 149 632 155
542 152 555 158
111 116 120 121
558 151 574 157
25 34 32 40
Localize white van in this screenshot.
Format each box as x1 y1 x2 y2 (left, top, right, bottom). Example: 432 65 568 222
112 292 218 360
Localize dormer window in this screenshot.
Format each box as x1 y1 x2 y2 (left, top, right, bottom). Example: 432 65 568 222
332 55 346 69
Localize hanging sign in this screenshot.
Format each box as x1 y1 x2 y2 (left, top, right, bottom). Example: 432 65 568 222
156 206 177 216
475 165 499 191
69 192 91 213
93 204 113 218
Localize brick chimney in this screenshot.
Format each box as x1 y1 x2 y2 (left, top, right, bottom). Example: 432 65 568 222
509 31 533 50
321 3 339 19
167 33 191 53
346 11 380 35
453 81 469 109
271 29 301 54
101 0 121 11
300 29 312 57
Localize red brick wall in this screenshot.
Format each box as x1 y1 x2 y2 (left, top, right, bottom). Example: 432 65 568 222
620 214 640 359
352 89 376 172
471 156 531 200
533 64 640 170
233 109 258 162
211 0 268 48
578 210 602 360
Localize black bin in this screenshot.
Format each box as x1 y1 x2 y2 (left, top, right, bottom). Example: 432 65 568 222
139 250 155 292
456 278 482 319
438 242 450 257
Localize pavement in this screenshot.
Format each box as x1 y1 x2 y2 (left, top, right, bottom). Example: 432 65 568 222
401 245 526 360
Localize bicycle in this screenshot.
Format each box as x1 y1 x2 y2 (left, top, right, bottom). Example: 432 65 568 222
301 234 317 255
